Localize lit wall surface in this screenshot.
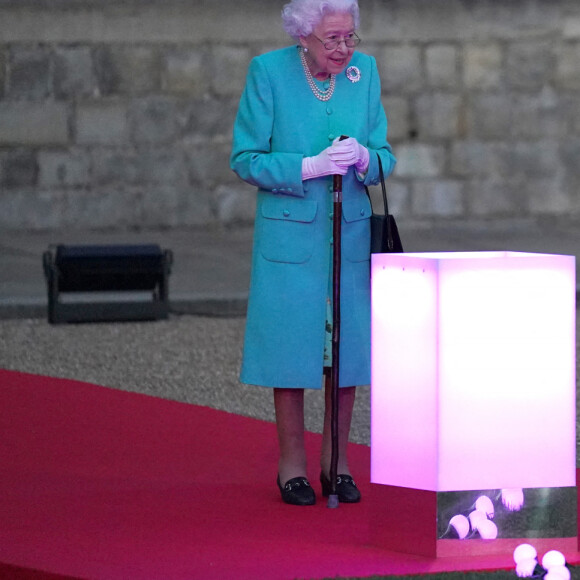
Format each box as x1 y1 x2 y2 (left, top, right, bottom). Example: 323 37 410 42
371 252 576 492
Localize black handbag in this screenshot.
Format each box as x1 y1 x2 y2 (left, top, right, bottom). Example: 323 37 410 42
365 154 403 253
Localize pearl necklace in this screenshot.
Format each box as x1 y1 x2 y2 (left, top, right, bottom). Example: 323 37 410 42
299 47 335 102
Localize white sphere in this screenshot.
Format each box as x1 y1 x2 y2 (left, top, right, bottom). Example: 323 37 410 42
513 543 538 565
545 566 571 580
542 550 566 570
475 495 494 518
501 488 525 511
449 514 470 539
468 509 487 532
477 519 498 540
515 557 538 578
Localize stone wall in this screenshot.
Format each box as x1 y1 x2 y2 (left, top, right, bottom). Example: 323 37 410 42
0 0 579 230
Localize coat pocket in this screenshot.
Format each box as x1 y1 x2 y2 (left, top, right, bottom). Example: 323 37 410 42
342 198 371 263
259 196 318 264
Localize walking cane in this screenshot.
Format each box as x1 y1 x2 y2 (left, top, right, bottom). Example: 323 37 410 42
327 149 345 509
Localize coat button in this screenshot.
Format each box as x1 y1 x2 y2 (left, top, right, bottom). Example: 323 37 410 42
283 209 290 217
329 213 334 220
360 209 365 216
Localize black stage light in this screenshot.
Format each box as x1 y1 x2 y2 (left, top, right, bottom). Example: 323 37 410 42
43 244 173 324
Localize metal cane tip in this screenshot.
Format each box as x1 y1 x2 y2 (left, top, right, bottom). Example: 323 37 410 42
327 494 339 508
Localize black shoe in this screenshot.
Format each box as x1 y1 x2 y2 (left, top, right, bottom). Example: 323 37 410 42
320 471 361 503
277 475 316 506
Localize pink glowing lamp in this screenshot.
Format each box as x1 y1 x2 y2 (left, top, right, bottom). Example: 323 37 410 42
371 252 576 492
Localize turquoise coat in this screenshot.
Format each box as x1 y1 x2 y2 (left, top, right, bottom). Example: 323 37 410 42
231 46 396 389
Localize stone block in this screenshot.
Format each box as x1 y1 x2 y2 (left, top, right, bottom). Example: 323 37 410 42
425 44 459 89
7 46 51 100
214 183 256 225
0 189 63 230
559 94 580 135
511 89 565 139
140 148 188 186
365 0 464 43
468 179 523 217
415 93 461 139
563 16 580 39
496 140 561 181
54 46 99 99
163 48 207 97
1 150 38 188
560 138 580 181
94 46 160 96
378 44 422 94
129 97 179 145
382 96 409 142
92 146 188 188
556 42 580 91
186 142 237 188
466 93 512 139
0 48 5 99
186 95 239 141
455 1 560 42
92 150 143 186
38 150 90 188
463 44 502 90
210 46 252 97
0 102 69 145
411 179 464 217
140 185 212 228
506 41 555 90
367 179 411 218
527 177 572 215
61 188 141 229
394 144 446 178
0 2 282 44
76 102 129 145
450 140 507 178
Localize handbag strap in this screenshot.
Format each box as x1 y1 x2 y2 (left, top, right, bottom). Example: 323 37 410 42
365 153 390 217
377 155 389 216
365 153 396 251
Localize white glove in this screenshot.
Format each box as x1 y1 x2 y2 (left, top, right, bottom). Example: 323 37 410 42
302 146 348 180
329 137 369 173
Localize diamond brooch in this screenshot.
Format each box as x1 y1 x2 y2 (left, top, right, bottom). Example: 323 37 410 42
345 65 361 83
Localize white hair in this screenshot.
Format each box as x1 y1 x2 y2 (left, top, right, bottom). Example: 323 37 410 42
281 0 360 39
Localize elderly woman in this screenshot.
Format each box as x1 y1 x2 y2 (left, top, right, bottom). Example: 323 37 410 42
230 0 396 506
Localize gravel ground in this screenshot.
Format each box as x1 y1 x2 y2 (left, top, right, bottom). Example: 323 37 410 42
1 312 578 461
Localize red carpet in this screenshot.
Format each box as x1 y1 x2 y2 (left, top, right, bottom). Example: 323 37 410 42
0 368 578 579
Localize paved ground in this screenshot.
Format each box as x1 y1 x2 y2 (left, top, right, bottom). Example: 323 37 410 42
1 217 579 319
0 219 579 457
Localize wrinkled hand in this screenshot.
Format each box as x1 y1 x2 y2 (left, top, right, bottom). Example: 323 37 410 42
329 137 369 173
302 146 348 180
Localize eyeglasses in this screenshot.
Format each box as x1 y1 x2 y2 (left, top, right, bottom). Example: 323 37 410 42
312 32 361 51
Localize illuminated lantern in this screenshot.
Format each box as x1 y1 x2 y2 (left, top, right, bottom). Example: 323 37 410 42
370 252 576 557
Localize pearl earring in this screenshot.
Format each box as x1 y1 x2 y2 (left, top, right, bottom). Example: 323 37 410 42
304 47 308 53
